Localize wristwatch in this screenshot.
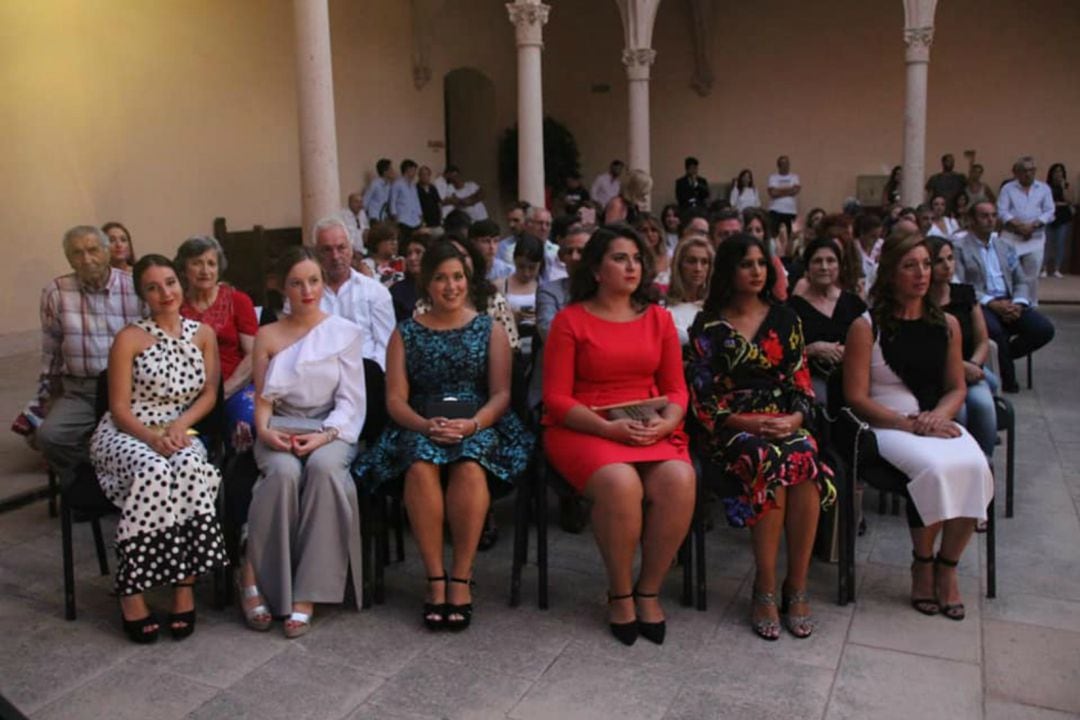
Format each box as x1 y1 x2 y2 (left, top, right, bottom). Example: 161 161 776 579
322 426 340 442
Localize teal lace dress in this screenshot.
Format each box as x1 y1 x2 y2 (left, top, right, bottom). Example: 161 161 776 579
353 315 533 494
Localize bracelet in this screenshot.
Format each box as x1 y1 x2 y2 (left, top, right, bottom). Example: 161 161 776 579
472 419 481 436
323 427 339 442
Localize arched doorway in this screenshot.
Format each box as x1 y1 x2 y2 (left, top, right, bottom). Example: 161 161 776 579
444 68 499 221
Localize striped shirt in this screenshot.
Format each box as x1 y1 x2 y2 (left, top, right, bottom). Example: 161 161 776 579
40 268 144 386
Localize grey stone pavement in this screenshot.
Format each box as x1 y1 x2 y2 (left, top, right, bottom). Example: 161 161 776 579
2 307 1079 720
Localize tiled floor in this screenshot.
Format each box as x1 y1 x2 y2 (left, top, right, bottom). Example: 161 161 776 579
2 307 1079 719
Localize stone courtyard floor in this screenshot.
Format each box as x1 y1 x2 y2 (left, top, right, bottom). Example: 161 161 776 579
1 307 1079 720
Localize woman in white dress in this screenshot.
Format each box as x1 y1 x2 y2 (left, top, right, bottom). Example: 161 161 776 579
927 194 960 238
729 169 760 211
665 237 713 346
843 225 993 621
239 246 367 638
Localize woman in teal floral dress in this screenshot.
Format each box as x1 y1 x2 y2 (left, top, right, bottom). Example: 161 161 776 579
687 234 835 641
354 241 533 632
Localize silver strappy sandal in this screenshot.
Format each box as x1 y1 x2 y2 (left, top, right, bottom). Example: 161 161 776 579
781 587 816 639
751 590 781 641
284 611 312 639
234 573 272 632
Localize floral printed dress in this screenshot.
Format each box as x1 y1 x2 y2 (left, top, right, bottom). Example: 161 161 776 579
686 304 836 527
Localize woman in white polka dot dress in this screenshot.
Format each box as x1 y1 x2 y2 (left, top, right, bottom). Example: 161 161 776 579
90 254 226 644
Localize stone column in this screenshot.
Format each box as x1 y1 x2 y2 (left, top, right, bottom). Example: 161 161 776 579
293 0 341 242
624 48 656 182
506 1 550 208
901 0 938 207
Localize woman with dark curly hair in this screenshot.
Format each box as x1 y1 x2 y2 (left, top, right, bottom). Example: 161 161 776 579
687 233 835 641
543 224 695 646
843 226 992 621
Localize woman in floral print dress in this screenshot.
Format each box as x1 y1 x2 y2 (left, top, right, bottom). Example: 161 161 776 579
687 234 835 642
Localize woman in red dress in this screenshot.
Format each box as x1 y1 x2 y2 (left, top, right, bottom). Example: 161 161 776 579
542 224 696 646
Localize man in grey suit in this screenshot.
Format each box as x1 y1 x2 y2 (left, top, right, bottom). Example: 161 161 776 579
953 201 1055 392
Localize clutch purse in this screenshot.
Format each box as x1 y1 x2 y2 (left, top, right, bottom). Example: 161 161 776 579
591 395 668 422
268 416 324 435
423 397 478 420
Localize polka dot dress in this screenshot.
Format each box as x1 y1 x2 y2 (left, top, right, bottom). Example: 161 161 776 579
90 318 227 596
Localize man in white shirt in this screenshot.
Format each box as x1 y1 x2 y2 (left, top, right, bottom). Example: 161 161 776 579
311 217 395 370
340 192 370 254
495 202 530 263
767 155 801 238
389 159 423 234
439 165 488 222
498 206 563 281
362 159 395 222
997 155 1056 304
590 159 624 210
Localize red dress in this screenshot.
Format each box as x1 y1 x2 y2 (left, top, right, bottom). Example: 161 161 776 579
179 284 257 381
542 303 690 491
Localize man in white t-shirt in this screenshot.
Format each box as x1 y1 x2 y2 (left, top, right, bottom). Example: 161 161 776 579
439 165 489 222
767 155 801 238
590 159 624 210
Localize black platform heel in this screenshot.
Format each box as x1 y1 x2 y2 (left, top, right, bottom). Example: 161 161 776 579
446 577 475 631
168 580 197 641
423 575 448 631
633 588 666 645
121 610 160 645
607 592 638 646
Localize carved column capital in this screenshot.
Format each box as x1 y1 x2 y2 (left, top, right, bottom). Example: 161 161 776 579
904 25 934 63
622 47 657 81
506 1 550 47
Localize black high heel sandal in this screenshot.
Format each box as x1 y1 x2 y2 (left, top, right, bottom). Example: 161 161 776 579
607 592 638 646
934 555 965 621
168 580 197 641
121 608 160 645
910 551 940 616
446 577 475 632
423 575 448 631
633 588 666 645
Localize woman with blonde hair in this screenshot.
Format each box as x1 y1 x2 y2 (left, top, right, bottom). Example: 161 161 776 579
665 237 714 346
604 170 652 225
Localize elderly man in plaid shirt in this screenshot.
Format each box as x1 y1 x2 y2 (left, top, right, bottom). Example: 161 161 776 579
30 226 144 486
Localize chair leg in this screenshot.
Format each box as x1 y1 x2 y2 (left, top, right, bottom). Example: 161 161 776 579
1005 409 1015 519
359 493 372 609
374 497 386 605
890 493 901 516
509 476 529 607
61 498 76 621
679 534 692 607
90 519 109 576
392 497 405 563
986 497 997 599
877 490 887 515
47 469 59 518
536 465 549 610
1026 352 1033 390
695 487 707 611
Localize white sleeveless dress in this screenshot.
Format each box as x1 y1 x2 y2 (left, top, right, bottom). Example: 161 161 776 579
867 325 994 524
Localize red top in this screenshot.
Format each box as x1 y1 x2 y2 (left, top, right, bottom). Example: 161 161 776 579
180 284 257 381
543 303 688 425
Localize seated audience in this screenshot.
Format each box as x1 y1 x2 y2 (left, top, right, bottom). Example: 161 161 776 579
498 234 544 355
927 236 997 456
660 203 681 254
788 206 826 262
665 236 713 346
954 191 971 231
90 254 225 643
604 169 651 225
355 241 533 630
726 208 790 301
241 247 367 638
495 201 529 263
634 212 670 293
853 212 884 288
102 221 136 273
843 227 993 621
928 194 960 238
175 236 259 451
953 202 1055 392
309 217 395 369
363 222 405 287
469 219 513 280
543 224 696 646
31 226 143 481
678 208 710 241
687 233 835 641
965 162 996 208
391 231 428 322
788 237 868 401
